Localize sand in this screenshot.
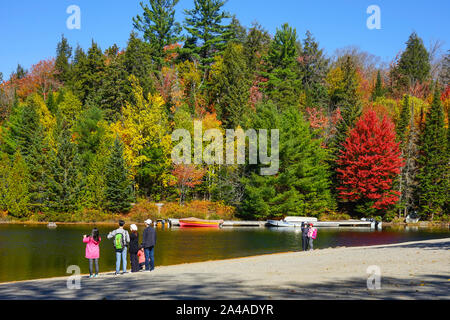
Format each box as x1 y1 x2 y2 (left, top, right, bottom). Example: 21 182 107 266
0 237 448 300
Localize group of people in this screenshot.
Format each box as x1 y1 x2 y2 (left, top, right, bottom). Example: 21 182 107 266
82 219 157 278
301 222 317 251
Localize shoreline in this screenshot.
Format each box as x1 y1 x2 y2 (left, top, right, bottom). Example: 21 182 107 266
1 219 449 228
0 238 449 299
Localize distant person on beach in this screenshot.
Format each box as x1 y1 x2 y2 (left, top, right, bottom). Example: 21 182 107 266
137 248 146 270
307 223 317 251
141 219 157 272
301 222 309 251
107 220 130 275
129 224 140 273
83 228 101 278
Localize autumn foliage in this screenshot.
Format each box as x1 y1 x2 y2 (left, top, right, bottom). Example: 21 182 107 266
337 110 404 210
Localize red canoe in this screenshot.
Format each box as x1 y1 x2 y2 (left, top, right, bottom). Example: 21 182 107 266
179 217 224 228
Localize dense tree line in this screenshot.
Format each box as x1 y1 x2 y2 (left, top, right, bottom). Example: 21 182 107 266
0 0 448 221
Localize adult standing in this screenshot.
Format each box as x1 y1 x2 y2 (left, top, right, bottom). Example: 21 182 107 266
301 222 309 251
107 220 130 275
141 219 157 272
129 224 140 273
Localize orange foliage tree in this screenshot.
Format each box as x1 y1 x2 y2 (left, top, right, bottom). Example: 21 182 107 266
170 164 206 205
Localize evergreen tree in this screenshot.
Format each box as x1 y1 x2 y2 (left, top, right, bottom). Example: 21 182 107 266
55 34 73 83
417 87 447 219
47 126 83 213
243 22 271 74
183 0 231 69
210 42 251 128
97 45 129 122
240 104 333 219
133 0 182 68
298 30 329 109
264 23 302 110
123 32 156 99
371 70 384 101
392 32 431 93
105 138 134 213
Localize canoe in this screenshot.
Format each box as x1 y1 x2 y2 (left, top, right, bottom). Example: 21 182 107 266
179 217 224 228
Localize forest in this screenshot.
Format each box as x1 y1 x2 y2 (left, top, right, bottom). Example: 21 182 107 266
0 0 448 223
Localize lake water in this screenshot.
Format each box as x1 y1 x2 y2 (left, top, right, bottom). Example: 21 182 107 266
0 223 448 283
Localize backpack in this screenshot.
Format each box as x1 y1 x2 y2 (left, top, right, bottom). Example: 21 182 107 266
308 228 317 239
114 232 126 250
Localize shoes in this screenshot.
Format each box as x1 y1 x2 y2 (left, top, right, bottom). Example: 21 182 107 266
89 275 94 278
94 274 98 278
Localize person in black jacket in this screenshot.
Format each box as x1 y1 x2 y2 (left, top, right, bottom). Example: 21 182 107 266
129 224 140 273
301 222 309 251
142 219 157 271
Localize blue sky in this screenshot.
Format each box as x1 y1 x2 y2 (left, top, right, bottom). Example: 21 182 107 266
1 0 449 80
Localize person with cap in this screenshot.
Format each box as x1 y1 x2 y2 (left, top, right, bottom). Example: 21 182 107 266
107 220 130 275
129 224 140 273
141 219 157 272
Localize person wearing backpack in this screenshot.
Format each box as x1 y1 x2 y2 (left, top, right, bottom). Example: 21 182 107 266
307 223 318 251
107 220 130 275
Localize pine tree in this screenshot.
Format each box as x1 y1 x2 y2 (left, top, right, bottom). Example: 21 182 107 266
264 23 302 110
298 30 329 109
47 126 83 213
183 0 231 69
133 0 182 68
210 41 251 128
392 32 431 93
123 32 156 99
417 87 447 219
240 104 334 219
97 45 129 122
55 34 72 83
105 137 134 213
371 70 384 101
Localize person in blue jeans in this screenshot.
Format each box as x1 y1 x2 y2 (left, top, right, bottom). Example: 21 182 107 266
107 220 130 275
142 219 157 271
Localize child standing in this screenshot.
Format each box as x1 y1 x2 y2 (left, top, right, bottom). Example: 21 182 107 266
83 228 101 278
307 223 317 250
137 248 146 270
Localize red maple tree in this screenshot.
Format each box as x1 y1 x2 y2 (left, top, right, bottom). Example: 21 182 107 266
336 109 403 210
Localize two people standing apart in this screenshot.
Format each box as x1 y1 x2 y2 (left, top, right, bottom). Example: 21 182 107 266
107 220 130 275
301 222 317 251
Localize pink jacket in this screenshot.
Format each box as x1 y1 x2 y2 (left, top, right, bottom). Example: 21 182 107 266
137 249 145 264
83 236 101 259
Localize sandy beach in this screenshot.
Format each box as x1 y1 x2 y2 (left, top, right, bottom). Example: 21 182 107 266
0 237 448 300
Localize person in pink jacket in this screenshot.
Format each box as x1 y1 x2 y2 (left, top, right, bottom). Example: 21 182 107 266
83 228 101 278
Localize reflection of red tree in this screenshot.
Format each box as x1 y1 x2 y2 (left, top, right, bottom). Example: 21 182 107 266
337 110 403 210
170 164 205 205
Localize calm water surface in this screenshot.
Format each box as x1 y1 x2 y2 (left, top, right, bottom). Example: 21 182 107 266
0 224 448 283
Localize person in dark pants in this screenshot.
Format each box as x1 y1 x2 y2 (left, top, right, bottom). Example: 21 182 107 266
142 219 157 272
301 222 310 251
129 224 140 273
